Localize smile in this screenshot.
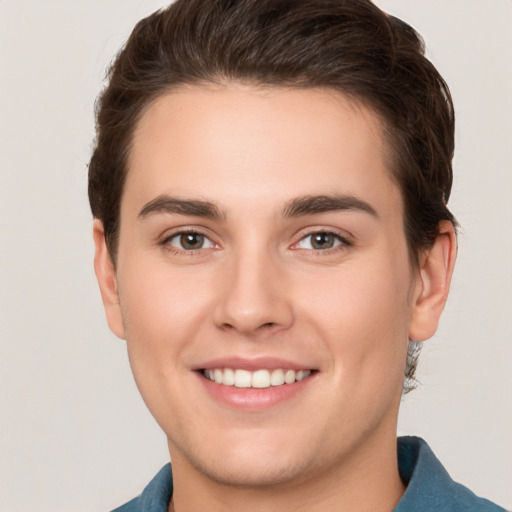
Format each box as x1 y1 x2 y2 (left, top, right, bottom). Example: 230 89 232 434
202 368 312 388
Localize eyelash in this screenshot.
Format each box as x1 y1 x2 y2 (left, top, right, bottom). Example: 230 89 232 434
293 230 352 253
160 229 217 254
160 228 351 256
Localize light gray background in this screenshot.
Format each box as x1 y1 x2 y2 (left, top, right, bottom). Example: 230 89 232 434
0 1 511 510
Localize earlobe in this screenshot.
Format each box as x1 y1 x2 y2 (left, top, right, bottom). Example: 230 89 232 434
92 220 126 340
409 221 457 342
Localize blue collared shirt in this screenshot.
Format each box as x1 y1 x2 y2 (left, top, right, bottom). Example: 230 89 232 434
112 436 506 511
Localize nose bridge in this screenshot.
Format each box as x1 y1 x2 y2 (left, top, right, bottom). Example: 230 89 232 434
214 240 294 335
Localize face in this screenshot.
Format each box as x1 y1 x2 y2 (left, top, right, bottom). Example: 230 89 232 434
95 85 446 489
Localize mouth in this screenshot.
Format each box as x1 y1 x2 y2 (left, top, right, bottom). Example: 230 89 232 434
201 368 313 389
194 358 318 409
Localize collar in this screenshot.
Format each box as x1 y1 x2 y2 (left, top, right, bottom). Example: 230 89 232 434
394 436 504 511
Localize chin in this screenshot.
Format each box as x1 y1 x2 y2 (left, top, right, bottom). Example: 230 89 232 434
168 424 318 488
190 451 311 489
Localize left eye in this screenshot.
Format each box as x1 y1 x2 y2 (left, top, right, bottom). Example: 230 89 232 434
296 232 344 250
166 232 215 251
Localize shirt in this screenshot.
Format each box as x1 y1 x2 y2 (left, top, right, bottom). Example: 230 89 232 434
111 436 507 511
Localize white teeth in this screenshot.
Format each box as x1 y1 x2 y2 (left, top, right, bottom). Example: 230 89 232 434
270 369 285 386
223 368 235 386
284 369 296 384
234 369 252 388
252 369 271 388
296 370 309 381
203 368 312 388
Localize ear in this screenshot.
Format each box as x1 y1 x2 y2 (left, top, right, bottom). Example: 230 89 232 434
409 220 457 342
93 219 125 339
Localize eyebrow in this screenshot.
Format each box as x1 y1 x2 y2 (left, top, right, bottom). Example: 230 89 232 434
138 195 225 220
282 194 378 218
137 193 378 221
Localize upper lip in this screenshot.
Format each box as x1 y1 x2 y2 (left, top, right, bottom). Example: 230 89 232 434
193 356 317 372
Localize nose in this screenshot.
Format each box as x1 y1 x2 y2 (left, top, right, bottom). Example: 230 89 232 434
213 248 295 336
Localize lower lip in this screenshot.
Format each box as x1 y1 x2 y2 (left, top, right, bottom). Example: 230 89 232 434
196 372 315 410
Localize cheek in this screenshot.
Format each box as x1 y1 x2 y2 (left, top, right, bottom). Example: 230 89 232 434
116 261 215 429
119 258 211 340
116 260 213 388
300 256 412 384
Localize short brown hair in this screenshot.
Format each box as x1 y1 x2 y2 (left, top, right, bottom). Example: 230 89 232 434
88 0 457 392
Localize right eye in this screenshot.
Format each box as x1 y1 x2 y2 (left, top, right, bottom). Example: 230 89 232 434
164 231 216 251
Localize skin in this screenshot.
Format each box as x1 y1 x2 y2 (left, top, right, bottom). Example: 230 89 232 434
94 85 456 512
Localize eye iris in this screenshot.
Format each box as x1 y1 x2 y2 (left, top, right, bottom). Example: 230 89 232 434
311 232 335 250
180 233 204 250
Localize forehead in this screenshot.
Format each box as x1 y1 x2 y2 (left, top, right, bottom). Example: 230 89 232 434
125 84 401 219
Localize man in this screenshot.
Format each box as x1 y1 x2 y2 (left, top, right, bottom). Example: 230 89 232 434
89 1 506 510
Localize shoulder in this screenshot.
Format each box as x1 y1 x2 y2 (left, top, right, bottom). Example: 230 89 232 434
110 464 173 512
395 437 507 512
